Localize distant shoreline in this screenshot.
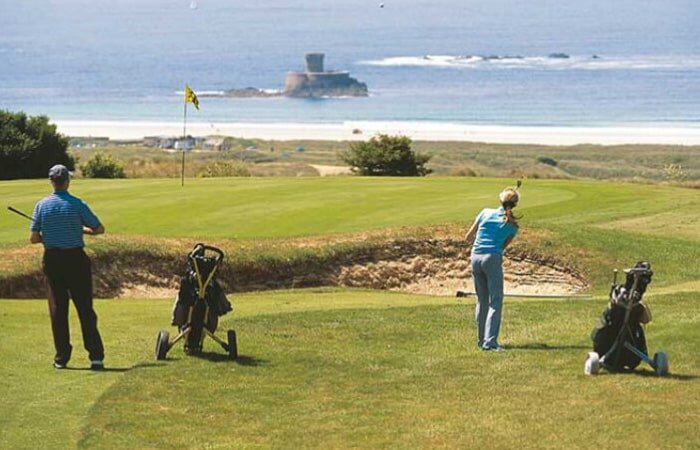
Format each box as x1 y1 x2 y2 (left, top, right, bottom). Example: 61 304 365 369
54 120 700 145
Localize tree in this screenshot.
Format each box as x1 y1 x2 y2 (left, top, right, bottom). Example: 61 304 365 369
0 110 75 180
80 151 126 179
340 134 432 176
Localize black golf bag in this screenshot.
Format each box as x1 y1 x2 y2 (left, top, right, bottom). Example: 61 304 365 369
155 244 237 360
590 261 654 371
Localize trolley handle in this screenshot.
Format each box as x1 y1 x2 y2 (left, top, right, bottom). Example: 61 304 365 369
190 243 225 262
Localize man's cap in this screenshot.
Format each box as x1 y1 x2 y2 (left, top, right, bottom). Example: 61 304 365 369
48 164 72 183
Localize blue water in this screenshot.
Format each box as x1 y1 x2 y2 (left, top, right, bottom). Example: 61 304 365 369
1 0 699 125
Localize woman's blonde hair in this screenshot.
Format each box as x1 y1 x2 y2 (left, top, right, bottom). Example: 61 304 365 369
499 188 520 227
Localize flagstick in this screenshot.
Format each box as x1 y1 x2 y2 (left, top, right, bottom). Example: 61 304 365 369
181 100 187 187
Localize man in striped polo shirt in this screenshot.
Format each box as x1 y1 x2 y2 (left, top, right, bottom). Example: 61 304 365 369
30 164 106 370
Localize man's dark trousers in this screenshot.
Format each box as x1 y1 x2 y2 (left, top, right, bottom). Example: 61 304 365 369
43 248 104 365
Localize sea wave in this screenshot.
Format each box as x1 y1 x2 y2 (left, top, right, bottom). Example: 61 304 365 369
177 89 283 97
359 54 700 70
175 90 226 96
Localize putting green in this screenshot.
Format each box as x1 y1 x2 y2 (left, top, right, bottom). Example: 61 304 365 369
0 177 633 245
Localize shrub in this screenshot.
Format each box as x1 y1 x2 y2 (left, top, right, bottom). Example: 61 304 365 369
0 110 75 180
340 134 431 176
536 156 558 166
197 160 251 178
80 151 126 178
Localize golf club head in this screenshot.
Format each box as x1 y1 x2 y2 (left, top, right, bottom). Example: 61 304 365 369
515 179 522 190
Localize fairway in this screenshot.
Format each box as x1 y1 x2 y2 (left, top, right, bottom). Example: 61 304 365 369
1 290 698 448
1 176 699 449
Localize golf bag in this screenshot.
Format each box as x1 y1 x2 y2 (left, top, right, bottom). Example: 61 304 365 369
585 261 668 375
155 243 237 360
172 255 232 327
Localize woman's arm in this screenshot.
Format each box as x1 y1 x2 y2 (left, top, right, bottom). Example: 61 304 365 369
503 236 515 250
464 220 478 244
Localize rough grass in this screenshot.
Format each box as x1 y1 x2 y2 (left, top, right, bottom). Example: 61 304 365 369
0 289 698 449
597 210 699 241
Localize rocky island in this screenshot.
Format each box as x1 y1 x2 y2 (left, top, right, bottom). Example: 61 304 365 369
201 53 368 99
284 53 368 97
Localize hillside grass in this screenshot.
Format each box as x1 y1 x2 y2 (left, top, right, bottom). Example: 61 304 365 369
1 289 698 449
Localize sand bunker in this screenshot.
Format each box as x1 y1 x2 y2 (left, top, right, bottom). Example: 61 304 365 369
92 239 589 298
0 237 587 299
337 253 587 297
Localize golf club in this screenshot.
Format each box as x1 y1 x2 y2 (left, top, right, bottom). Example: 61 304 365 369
7 206 34 222
498 178 523 229
456 290 591 299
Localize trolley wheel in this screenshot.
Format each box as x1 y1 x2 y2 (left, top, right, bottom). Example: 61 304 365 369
227 330 238 360
584 352 600 375
155 330 170 361
653 352 669 376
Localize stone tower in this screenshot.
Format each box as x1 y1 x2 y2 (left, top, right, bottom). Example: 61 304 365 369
284 53 368 97
305 53 325 73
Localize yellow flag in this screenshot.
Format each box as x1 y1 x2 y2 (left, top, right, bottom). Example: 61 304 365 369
185 84 199 110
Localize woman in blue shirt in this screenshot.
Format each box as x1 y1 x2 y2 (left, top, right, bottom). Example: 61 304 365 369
464 188 520 351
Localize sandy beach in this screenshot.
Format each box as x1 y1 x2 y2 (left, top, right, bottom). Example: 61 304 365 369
54 120 700 146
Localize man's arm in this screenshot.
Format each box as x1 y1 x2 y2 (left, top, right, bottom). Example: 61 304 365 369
79 201 104 236
83 224 105 235
30 231 43 244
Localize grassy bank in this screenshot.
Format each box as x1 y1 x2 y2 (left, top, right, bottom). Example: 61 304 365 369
1 290 698 448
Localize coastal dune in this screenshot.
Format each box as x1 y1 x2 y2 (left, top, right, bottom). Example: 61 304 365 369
55 120 700 145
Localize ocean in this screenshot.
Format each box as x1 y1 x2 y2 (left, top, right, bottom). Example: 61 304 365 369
1 0 699 128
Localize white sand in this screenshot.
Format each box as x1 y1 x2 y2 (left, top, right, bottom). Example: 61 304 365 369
55 119 700 145
309 164 353 176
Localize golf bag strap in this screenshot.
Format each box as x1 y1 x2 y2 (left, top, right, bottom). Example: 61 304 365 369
192 258 219 300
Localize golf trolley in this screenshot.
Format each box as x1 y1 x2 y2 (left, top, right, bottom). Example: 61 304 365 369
584 261 668 376
155 243 237 360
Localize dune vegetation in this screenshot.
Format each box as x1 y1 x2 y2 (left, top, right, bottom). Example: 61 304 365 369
66 139 700 183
